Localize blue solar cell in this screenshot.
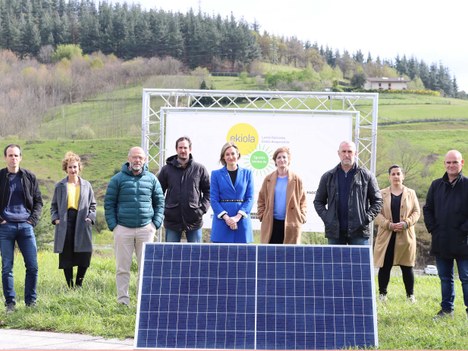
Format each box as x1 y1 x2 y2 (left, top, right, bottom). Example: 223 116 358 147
136 244 377 350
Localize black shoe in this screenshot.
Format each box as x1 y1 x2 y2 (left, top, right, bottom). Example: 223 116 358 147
26 301 37 308
5 302 16 313
433 309 454 320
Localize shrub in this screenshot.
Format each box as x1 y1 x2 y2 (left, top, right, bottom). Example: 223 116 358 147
35 201 54 249
52 44 83 62
72 125 96 140
94 206 108 233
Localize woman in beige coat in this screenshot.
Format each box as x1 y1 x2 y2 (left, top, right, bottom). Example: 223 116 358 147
257 147 307 244
374 165 420 302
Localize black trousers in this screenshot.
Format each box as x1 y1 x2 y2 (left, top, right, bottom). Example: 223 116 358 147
269 219 285 244
378 232 414 296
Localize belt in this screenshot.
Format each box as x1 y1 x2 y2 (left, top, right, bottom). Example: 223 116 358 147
220 199 244 202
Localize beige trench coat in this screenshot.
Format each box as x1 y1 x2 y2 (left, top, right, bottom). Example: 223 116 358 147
257 170 307 244
373 186 420 267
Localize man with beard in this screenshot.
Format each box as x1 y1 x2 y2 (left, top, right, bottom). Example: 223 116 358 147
314 140 382 245
104 146 164 306
157 136 210 243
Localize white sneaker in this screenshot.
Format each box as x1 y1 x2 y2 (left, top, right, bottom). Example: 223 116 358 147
379 294 387 302
407 295 416 303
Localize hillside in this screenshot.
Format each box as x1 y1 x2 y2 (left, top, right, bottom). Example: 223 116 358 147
3 74 468 268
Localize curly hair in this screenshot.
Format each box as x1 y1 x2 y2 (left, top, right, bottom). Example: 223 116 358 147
61 151 82 172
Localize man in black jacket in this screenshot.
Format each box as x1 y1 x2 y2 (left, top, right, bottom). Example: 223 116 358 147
158 136 210 242
314 140 382 245
424 150 468 319
0 144 43 313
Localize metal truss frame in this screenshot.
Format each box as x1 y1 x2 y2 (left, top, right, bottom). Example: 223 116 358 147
141 89 379 173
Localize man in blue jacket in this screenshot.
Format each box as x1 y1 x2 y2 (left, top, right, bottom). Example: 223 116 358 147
157 136 210 243
0 144 43 313
314 140 382 245
424 150 468 319
104 146 164 306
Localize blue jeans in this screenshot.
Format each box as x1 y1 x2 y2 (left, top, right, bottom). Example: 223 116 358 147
436 257 468 312
0 222 38 305
165 228 202 243
327 237 369 245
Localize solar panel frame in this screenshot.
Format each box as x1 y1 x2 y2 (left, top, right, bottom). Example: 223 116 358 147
135 243 378 350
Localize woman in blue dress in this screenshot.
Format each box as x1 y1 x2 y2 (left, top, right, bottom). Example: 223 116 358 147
210 142 254 243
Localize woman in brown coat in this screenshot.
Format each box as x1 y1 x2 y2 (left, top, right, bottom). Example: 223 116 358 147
257 147 307 244
374 165 420 302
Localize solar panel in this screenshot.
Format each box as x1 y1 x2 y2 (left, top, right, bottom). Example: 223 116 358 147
135 244 378 350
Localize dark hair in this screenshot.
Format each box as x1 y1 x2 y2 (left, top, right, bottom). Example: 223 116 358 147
388 164 403 174
4 144 22 157
175 136 192 149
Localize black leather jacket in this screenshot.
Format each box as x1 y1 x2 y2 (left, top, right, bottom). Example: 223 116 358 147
0 167 43 227
157 154 210 231
313 163 383 239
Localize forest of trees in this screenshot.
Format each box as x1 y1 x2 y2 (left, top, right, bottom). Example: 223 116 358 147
0 0 463 98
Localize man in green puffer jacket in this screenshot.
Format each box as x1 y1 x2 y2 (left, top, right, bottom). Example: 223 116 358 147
104 146 164 306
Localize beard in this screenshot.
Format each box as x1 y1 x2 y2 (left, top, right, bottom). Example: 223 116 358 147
131 163 143 172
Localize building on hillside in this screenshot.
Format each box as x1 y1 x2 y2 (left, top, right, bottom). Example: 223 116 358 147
364 77 409 90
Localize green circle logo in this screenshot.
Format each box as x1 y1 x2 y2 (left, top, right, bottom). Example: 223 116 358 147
250 151 269 170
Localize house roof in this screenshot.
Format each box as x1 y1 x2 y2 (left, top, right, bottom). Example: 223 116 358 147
366 77 409 83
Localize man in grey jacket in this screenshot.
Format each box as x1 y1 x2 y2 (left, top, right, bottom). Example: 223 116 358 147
314 140 382 245
158 136 210 242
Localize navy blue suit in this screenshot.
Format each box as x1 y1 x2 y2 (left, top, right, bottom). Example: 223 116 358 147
210 166 254 243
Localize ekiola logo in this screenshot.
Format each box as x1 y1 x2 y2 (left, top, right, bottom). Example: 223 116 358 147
227 123 270 170
226 123 259 155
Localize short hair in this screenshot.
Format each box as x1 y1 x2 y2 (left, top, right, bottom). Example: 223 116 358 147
4 144 22 157
219 142 240 165
175 136 192 149
62 151 82 172
128 146 145 158
273 147 291 165
388 164 403 174
338 140 357 152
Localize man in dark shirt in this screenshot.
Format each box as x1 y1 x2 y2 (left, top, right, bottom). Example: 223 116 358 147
314 140 382 245
424 150 468 319
157 136 210 242
0 144 43 313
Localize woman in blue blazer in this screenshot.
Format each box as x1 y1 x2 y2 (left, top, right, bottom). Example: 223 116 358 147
210 142 254 243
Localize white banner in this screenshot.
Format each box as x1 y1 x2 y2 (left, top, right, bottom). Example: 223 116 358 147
162 108 355 232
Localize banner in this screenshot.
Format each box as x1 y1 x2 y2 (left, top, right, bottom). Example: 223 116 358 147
162 108 355 232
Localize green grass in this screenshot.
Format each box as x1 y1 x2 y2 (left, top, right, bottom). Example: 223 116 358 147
1 247 467 349
376 275 467 349
1 247 137 338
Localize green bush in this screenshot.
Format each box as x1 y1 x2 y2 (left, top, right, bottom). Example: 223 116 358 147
94 206 108 233
35 201 54 249
72 125 96 140
52 44 83 62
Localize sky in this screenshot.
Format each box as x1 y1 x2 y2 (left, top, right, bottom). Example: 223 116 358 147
107 0 468 91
